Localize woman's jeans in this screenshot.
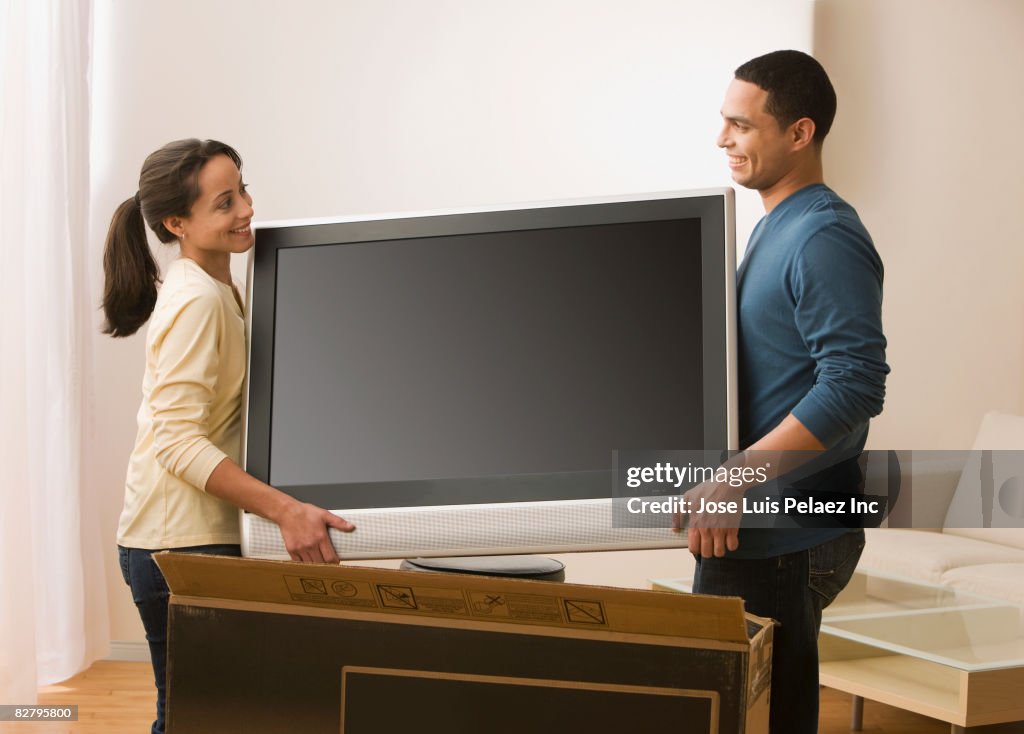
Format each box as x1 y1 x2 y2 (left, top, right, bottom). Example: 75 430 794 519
693 529 865 734
118 544 242 734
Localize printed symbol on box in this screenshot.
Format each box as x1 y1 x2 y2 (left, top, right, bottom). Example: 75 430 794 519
564 599 605 625
473 594 506 614
331 581 358 597
301 578 328 595
378 585 417 609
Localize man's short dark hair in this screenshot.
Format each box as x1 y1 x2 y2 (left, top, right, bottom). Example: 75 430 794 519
735 50 836 145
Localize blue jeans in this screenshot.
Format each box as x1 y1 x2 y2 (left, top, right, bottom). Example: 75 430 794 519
118 544 241 734
692 529 864 734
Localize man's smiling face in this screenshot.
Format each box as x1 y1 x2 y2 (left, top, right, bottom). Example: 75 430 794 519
716 78 796 193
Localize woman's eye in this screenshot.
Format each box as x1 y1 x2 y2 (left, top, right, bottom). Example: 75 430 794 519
220 198 232 209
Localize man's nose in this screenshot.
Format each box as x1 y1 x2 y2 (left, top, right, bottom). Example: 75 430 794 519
716 123 731 149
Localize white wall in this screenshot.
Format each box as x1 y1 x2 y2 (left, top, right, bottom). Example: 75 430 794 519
88 0 833 645
814 0 1024 450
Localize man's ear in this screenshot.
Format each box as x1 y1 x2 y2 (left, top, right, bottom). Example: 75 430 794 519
790 117 817 151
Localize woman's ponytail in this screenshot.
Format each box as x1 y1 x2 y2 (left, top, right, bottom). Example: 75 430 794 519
101 194 159 337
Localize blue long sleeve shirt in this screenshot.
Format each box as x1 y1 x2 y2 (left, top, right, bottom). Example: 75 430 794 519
733 183 889 558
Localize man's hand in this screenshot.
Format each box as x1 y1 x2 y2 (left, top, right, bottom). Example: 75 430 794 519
277 502 355 564
672 480 745 558
671 414 828 558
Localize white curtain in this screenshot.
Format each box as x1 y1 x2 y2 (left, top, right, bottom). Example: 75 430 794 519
0 0 108 703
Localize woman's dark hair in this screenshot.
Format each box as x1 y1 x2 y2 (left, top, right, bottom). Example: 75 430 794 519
734 50 837 146
101 138 243 337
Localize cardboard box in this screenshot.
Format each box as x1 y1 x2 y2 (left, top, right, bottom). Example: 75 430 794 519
155 553 772 734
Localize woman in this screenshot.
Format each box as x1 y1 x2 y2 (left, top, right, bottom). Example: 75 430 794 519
102 139 355 734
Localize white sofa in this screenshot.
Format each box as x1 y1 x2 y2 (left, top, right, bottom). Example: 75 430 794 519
858 412 1024 617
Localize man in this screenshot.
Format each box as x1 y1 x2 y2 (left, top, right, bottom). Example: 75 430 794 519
686 50 889 733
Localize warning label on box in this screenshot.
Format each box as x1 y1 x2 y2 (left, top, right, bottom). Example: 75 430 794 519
564 599 607 626
284 575 378 608
408 588 469 616
377 585 418 609
468 592 508 616
280 573 614 630
467 592 563 623
507 594 564 623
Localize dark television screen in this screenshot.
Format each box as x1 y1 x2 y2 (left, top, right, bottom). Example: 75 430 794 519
270 219 702 505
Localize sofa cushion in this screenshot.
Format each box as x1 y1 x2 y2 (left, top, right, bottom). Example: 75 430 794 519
940 563 1024 622
940 563 1024 606
860 528 1024 584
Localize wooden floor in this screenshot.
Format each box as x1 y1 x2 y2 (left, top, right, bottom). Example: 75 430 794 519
1 661 1021 733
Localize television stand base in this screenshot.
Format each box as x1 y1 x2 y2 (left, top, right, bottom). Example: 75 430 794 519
400 555 565 582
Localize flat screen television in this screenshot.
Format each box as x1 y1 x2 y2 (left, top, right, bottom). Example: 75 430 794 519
241 189 737 559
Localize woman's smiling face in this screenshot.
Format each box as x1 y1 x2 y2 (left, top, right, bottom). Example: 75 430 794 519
171 152 254 256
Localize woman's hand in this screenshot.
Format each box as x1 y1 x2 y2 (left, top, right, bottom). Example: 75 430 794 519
204 458 356 563
276 502 355 564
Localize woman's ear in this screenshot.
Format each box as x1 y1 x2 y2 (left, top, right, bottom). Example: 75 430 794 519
163 215 186 240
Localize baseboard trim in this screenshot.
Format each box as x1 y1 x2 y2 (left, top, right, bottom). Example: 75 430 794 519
106 641 150 662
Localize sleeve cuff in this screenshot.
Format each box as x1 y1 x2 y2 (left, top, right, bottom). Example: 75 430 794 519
791 396 846 449
183 445 229 491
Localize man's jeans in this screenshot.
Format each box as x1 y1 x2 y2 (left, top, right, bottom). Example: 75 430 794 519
118 544 242 734
693 529 865 734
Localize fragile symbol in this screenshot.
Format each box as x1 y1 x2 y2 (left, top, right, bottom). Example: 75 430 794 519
301 578 328 595
564 600 606 625
378 585 417 609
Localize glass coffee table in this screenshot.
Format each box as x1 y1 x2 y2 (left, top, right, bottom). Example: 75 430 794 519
651 572 1024 733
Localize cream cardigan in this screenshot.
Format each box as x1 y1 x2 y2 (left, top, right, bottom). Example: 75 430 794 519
117 258 245 549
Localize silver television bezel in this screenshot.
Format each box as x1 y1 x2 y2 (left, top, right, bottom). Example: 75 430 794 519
240 188 737 560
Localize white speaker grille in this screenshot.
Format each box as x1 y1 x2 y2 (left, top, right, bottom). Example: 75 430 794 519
242 501 683 560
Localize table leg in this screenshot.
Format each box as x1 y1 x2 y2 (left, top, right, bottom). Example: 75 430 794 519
850 695 864 731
